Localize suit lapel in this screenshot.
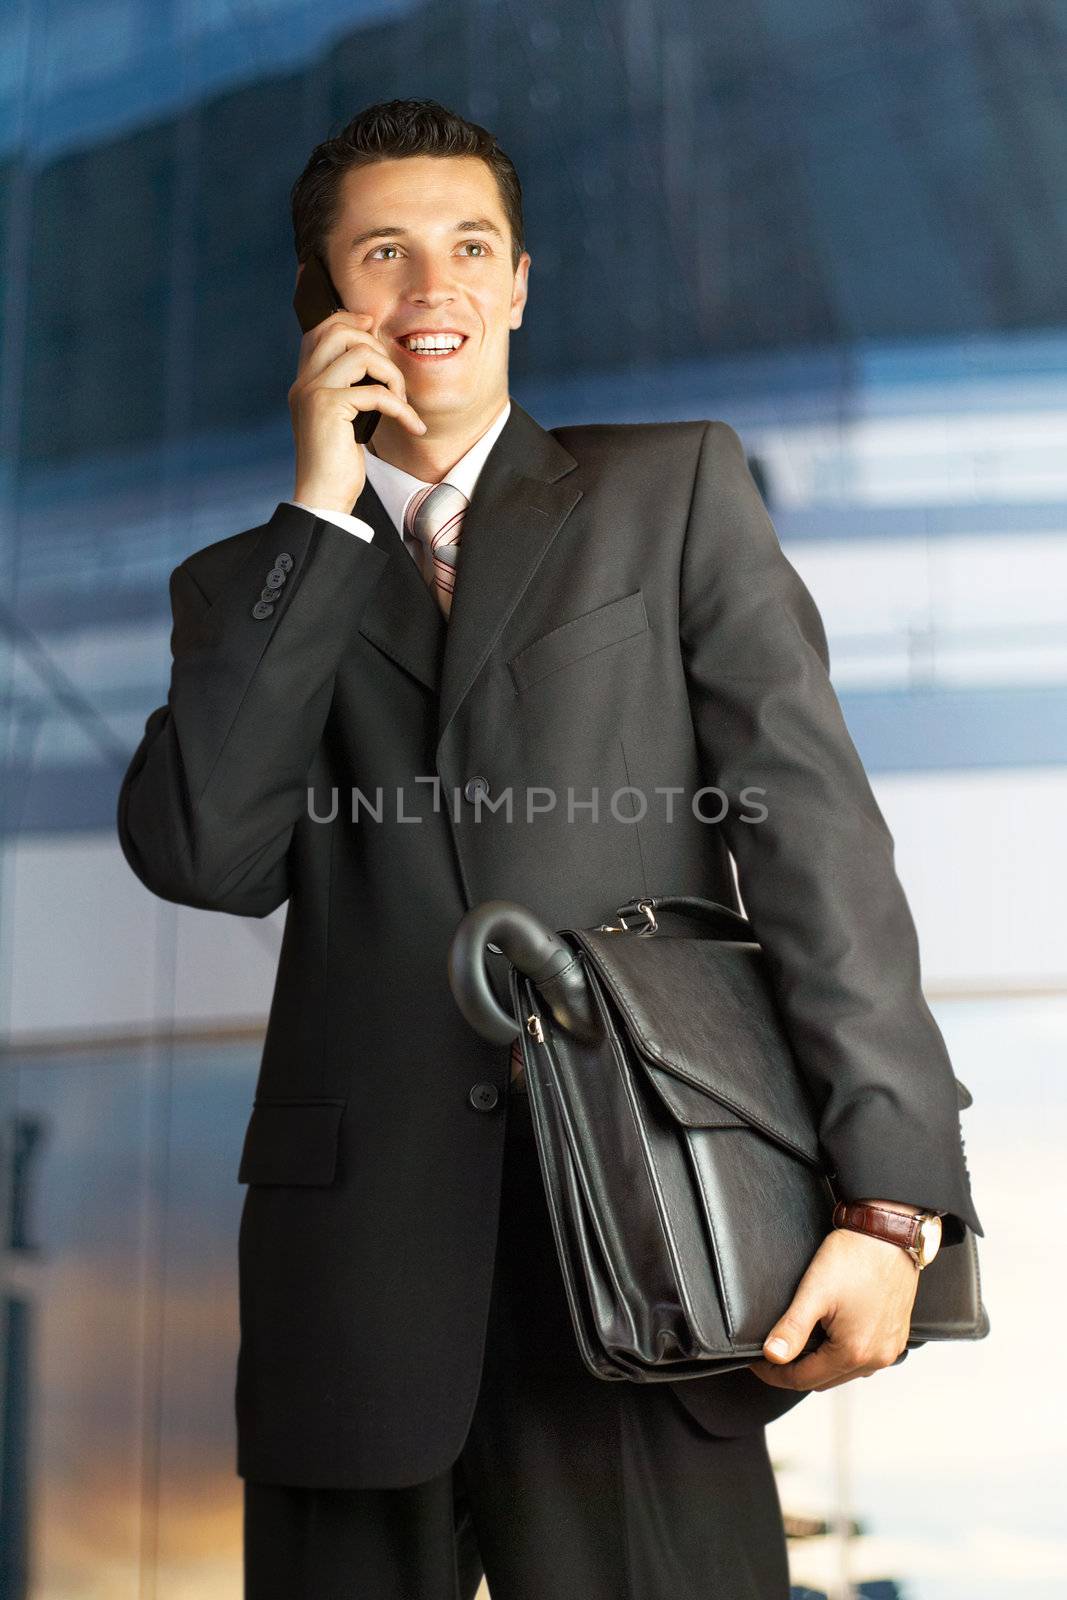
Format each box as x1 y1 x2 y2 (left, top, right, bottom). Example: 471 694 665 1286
352 474 447 694
435 401 582 750
353 399 583 755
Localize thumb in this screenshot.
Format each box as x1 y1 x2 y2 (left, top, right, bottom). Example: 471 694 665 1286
762 1296 822 1363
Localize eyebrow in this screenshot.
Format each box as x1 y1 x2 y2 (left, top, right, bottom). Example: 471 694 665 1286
348 217 506 251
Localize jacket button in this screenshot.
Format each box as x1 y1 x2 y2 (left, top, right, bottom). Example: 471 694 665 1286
274 552 294 572
469 1082 499 1111
464 776 490 803
252 600 275 620
260 586 279 603
265 568 287 590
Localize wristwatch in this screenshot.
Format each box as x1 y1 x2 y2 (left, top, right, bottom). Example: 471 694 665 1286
831 1201 943 1270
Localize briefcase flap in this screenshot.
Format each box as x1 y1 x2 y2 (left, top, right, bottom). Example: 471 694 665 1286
569 928 824 1165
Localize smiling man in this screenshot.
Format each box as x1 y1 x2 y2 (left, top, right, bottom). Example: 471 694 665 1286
117 99 982 1600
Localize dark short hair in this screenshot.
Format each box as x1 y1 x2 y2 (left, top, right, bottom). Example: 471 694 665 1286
290 98 525 273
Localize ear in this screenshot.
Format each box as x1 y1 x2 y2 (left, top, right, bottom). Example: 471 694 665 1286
510 251 531 330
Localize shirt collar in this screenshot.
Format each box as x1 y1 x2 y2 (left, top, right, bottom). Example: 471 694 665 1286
363 397 512 539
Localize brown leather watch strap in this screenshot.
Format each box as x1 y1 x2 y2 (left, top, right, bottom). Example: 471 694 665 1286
832 1200 921 1256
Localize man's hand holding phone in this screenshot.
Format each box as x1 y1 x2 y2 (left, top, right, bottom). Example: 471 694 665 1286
288 310 426 513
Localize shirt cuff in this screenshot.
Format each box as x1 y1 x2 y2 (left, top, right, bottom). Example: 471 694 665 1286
286 501 376 543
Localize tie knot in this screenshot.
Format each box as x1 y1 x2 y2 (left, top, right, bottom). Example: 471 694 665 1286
404 480 469 547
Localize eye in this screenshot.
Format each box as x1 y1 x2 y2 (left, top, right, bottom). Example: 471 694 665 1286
369 244 401 260
458 240 490 256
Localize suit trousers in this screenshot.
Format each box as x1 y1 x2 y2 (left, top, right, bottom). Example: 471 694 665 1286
243 1085 791 1600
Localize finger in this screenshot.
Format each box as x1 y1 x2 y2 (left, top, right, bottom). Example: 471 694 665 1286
746 1359 803 1390
810 1363 883 1392
746 1338 832 1390
772 1328 866 1387
304 339 408 405
809 1340 909 1388
768 1327 904 1391
761 1283 831 1366
748 1324 829 1385
321 343 410 405
299 315 395 388
749 1327 857 1390
324 380 426 437
746 1357 823 1391
312 309 375 331
300 310 375 358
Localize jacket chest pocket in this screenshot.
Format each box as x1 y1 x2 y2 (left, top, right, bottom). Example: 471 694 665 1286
508 589 649 693
237 1097 346 1185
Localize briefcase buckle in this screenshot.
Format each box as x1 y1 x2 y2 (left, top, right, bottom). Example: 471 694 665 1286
598 900 658 934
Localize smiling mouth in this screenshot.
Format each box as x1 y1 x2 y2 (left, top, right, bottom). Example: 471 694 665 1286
394 335 468 360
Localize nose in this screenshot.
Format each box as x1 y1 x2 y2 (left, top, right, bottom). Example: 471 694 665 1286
408 283 454 307
404 259 457 306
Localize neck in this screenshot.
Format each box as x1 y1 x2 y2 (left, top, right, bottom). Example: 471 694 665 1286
368 395 507 480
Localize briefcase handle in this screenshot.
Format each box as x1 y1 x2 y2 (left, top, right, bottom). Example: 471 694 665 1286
449 895 758 1048
604 894 756 941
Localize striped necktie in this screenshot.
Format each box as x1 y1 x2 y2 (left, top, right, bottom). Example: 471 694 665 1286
403 481 468 619
403 478 526 1092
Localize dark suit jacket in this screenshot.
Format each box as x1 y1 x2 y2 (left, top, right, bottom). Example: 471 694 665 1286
117 398 983 1490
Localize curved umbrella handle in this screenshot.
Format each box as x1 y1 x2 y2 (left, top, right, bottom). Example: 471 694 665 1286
447 900 602 1047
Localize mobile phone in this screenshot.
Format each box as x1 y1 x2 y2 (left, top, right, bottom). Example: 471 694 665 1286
292 252 381 445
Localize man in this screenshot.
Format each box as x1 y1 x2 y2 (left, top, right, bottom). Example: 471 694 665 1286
117 99 982 1599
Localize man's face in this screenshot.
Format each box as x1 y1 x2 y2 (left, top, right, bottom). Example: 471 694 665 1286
322 154 530 431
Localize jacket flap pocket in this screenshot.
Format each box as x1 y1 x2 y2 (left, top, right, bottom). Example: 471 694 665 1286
508 589 648 692
237 1097 346 1185
574 930 823 1165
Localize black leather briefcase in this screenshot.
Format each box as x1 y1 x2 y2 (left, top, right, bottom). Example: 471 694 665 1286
448 893 990 1384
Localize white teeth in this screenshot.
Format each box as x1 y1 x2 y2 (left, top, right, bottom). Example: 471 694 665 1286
403 335 463 352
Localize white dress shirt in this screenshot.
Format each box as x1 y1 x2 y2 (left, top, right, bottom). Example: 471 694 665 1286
286 398 512 562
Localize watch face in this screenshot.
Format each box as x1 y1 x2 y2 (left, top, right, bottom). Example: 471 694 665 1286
919 1216 942 1266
